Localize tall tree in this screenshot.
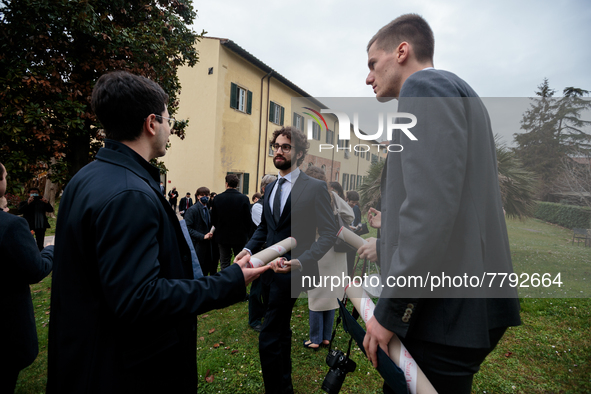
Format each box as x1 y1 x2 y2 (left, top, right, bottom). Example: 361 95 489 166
513 79 591 199
0 0 201 195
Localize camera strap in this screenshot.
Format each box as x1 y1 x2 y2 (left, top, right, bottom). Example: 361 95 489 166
328 297 358 361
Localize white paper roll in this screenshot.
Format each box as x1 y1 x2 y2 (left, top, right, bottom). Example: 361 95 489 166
247 237 296 268
345 284 437 394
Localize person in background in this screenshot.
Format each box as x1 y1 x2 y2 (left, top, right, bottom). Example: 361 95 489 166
0 162 54 393
160 181 165 196
345 190 362 275
304 166 354 350
18 187 54 251
168 186 179 213
185 187 217 276
179 192 193 217
211 174 252 271
329 181 346 201
251 192 262 205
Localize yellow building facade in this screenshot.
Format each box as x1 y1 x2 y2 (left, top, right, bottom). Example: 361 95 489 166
164 37 384 198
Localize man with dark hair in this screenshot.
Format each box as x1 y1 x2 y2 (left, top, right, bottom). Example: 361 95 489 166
0 162 53 392
18 187 54 251
235 126 337 394
211 174 252 270
168 186 179 213
47 71 268 393
179 192 193 217
359 14 521 394
186 186 218 276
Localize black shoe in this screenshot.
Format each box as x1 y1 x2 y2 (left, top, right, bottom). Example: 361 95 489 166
243 293 250 302
251 324 263 332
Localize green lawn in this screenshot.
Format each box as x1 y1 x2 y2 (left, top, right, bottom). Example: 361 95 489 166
15 217 591 393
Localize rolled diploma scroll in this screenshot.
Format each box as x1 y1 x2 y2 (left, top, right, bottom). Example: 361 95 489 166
345 284 437 394
337 226 368 250
209 226 215 234
247 237 297 268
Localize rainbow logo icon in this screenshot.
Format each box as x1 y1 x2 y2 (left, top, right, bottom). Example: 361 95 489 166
303 107 328 131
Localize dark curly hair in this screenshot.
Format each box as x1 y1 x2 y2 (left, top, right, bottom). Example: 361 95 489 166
271 126 309 167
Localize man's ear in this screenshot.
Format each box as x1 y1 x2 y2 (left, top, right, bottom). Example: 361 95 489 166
144 114 157 137
397 42 410 63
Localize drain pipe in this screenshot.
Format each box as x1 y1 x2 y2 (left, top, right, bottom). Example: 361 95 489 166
256 70 274 192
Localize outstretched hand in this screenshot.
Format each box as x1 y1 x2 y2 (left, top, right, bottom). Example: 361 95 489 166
234 252 270 286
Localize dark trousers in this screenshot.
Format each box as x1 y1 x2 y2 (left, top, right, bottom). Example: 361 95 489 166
384 327 507 394
33 228 46 251
169 200 177 212
248 277 269 327
259 271 298 394
0 367 20 393
218 243 245 270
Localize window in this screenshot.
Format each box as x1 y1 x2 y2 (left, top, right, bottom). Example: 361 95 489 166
268 142 274 156
357 175 362 189
326 129 334 144
360 150 365 159
269 101 284 125
366 151 371 161
293 113 304 132
371 154 378 164
230 83 252 114
312 123 321 140
343 174 349 191
335 172 339 182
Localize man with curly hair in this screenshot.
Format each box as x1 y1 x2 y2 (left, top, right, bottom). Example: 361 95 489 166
236 126 337 394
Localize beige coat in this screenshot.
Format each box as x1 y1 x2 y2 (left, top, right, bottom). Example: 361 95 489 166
308 192 355 311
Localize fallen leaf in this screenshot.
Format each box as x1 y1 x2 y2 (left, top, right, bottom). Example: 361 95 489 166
213 343 220 348
296 314 302 318
202 314 209 318
231 350 239 354
224 346 230 350
45 311 50 315
504 352 513 357
208 328 215 334
219 341 225 345
198 337 205 341
205 369 214 383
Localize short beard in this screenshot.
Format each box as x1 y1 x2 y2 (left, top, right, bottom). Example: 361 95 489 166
274 157 292 171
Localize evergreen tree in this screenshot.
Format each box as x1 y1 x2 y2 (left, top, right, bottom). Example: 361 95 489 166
513 79 590 199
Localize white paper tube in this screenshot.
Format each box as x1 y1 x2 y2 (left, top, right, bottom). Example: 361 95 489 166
345 284 437 394
247 237 297 268
337 226 368 250
209 226 215 234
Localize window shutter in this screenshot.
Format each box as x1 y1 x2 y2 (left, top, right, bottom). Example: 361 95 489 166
230 83 237 109
246 90 253 114
243 173 249 195
269 102 275 122
280 106 284 125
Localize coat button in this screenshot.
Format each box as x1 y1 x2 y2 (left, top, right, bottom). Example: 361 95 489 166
402 316 409 323
407 304 414 309
405 308 413 315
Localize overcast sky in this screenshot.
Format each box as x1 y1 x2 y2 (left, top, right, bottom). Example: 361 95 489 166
190 0 590 145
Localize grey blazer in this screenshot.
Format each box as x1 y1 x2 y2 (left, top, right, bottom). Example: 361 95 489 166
375 69 521 348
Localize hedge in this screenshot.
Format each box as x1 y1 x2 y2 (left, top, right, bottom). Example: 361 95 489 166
534 202 591 229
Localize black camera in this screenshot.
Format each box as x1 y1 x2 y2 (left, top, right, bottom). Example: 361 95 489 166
321 349 356 394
